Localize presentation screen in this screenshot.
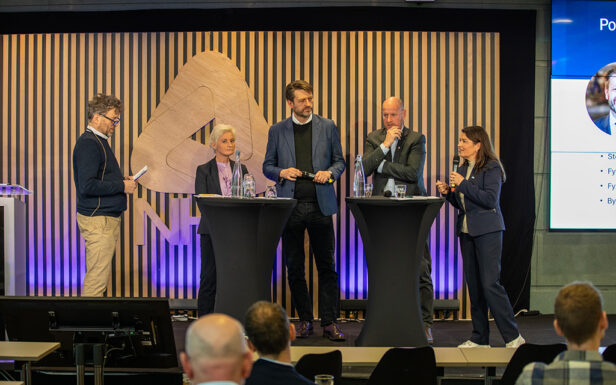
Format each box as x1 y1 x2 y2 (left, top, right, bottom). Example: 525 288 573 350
551 0 616 230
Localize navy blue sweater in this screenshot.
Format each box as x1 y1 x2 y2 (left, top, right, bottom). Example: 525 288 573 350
73 130 126 217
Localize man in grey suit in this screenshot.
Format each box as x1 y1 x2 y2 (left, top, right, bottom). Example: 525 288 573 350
362 96 435 343
263 80 346 341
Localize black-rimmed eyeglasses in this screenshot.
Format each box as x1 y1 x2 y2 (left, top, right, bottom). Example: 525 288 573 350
99 113 121 126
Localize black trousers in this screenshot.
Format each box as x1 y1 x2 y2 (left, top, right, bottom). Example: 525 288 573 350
420 245 434 328
460 231 519 345
198 234 216 316
282 201 339 325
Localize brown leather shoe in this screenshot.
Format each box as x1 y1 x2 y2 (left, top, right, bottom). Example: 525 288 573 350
425 327 434 345
323 323 345 341
296 321 314 338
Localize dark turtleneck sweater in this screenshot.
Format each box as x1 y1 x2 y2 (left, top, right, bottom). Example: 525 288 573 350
293 120 317 202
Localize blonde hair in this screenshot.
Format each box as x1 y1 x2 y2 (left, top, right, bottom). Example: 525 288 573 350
209 124 236 148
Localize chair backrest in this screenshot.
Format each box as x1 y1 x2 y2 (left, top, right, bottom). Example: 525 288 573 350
366 347 437 385
499 343 567 385
603 344 616 365
295 350 342 383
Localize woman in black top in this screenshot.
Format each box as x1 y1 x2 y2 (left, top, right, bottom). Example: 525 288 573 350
194 124 248 316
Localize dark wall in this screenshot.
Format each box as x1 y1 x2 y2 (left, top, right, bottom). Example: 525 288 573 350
0 0 457 13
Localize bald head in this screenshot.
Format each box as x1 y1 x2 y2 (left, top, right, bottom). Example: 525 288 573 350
382 97 406 130
181 314 252 384
383 96 403 111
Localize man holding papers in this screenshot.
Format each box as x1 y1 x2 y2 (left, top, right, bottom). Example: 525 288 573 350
72 94 137 297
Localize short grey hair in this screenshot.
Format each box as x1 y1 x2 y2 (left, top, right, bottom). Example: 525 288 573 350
209 124 236 148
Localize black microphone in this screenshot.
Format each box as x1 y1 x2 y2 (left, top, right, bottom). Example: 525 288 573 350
451 155 460 192
302 171 334 183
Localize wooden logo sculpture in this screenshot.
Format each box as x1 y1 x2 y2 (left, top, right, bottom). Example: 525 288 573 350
131 51 269 194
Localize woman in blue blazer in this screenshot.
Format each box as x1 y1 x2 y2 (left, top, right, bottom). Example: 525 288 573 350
194 124 248 316
436 126 524 348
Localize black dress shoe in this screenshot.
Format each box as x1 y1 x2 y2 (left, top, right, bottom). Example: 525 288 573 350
323 323 345 341
425 327 434 345
296 321 314 338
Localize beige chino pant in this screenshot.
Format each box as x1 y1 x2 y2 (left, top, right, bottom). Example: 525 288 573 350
76 213 121 297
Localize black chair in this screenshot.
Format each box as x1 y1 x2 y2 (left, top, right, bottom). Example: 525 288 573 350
366 347 437 385
295 349 342 384
499 343 567 385
603 343 616 365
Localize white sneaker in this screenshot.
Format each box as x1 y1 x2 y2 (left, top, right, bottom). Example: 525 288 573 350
505 335 526 348
458 340 490 348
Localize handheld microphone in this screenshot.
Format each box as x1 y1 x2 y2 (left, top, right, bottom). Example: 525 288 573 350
451 155 460 192
302 171 334 183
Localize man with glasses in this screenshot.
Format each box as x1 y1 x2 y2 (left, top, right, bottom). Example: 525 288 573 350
72 93 137 297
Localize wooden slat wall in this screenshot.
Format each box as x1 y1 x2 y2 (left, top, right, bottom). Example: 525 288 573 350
0 31 499 319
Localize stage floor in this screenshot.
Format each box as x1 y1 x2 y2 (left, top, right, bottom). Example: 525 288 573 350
173 314 616 351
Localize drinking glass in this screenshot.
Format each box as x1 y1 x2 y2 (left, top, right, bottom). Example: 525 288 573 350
395 184 407 198
242 174 256 198
364 183 373 197
314 374 334 385
265 185 277 198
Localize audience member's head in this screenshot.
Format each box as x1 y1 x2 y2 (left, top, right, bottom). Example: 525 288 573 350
181 313 252 385
244 301 295 359
553 281 608 349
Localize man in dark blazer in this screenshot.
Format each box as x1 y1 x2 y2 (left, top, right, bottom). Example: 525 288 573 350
244 301 314 385
263 80 346 341
362 96 435 343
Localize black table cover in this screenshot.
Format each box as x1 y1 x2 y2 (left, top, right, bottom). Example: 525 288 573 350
346 196 444 347
196 197 297 320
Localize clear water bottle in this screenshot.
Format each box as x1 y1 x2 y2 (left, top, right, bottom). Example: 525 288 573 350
231 150 243 197
242 173 256 198
353 155 365 197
